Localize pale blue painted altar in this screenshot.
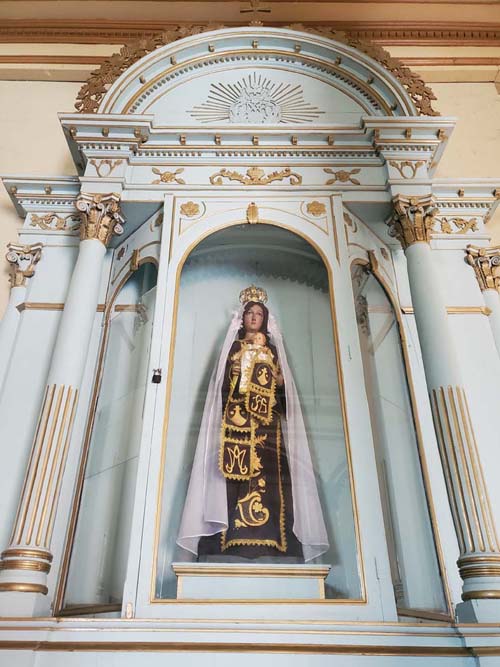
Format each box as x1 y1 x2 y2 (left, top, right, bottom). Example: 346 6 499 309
0 25 500 664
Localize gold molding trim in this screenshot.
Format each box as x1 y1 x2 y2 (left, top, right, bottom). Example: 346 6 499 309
17 303 106 312
401 306 492 316
1 548 53 562
0 559 51 573
172 565 331 578
462 590 500 601
0 640 478 657
0 583 48 595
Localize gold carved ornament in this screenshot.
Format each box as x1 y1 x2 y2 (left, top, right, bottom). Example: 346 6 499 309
75 24 225 113
90 159 123 178
152 167 185 184
74 24 438 117
465 245 500 292
30 213 80 232
388 160 425 179
324 168 361 186
286 24 439 116
438 217 478 234
306 201 326 217
180 201 200 217
388 194 438 250
76 193 125 247
6 243 43 288
210 167 301 186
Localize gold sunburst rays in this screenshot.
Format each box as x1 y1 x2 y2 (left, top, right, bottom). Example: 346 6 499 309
190 73 324 124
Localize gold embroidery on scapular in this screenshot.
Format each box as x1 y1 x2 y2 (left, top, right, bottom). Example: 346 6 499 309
234 491 270 528
225 445 248 476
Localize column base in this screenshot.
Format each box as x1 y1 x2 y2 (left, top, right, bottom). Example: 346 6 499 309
0 589 50 617
456 598 500 623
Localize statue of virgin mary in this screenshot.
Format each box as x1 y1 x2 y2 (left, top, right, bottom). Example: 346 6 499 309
177 286 329 562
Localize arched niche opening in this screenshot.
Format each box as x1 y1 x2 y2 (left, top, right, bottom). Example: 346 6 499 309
351 262 449 616
155 223 362 601
62 262 158 614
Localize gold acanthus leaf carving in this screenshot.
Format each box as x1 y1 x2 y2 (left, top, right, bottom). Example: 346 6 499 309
152 167 185 184
306 201 326 217
324 168 361 185
75 24 225 113
388 160 425 179
286 24 439 116
90 159 123 178
6 243 43 288
388 194 438 249
30 213 80 232
437 217 478 234
465 245 500 292
209 167 302 186
180 201 200 217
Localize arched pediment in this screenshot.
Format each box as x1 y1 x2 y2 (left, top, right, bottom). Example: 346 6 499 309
92 27 433 123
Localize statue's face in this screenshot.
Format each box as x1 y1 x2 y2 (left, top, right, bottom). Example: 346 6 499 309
243 304 264 333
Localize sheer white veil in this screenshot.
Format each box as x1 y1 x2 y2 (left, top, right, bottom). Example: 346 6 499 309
177 305 329 562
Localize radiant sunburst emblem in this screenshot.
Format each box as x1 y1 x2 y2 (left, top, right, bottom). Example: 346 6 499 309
189 73 324 124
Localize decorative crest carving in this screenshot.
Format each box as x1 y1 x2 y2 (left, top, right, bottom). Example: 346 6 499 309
89 159 123 178
210 167 301 186
388 195 438 250
75 24 437 117
465 245 500 292
76 193 125 247
6 242 43 288
190 73 323 124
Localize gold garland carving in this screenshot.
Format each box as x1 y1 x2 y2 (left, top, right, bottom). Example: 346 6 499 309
286 24 438 116
30 213 80 232
437 217 478 234
210 167 301 186
75 23 437 117
388 160 425 179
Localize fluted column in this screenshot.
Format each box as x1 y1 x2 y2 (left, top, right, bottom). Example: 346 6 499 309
388 195 500 612
0 243 43 395
465 245 500 358
0 193 124 597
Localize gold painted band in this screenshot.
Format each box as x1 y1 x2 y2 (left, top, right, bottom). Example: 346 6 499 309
462 590 500 600
1 548 53 562
0 641 478 657
458 554 500 566
0 560 50 573
401 306 491 316
460 566 500 579
0 583 48 595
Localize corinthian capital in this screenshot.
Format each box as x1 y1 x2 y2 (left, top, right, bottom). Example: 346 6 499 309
76 192 124 247
6 242 43 287
465 245 500 292
388 194 438 250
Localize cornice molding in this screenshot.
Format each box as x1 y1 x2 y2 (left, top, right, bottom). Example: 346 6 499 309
1 20 500 46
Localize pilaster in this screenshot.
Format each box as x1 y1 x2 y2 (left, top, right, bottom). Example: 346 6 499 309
0 193 124 612
387 194 500 620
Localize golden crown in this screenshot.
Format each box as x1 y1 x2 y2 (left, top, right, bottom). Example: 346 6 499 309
239 284 268 305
